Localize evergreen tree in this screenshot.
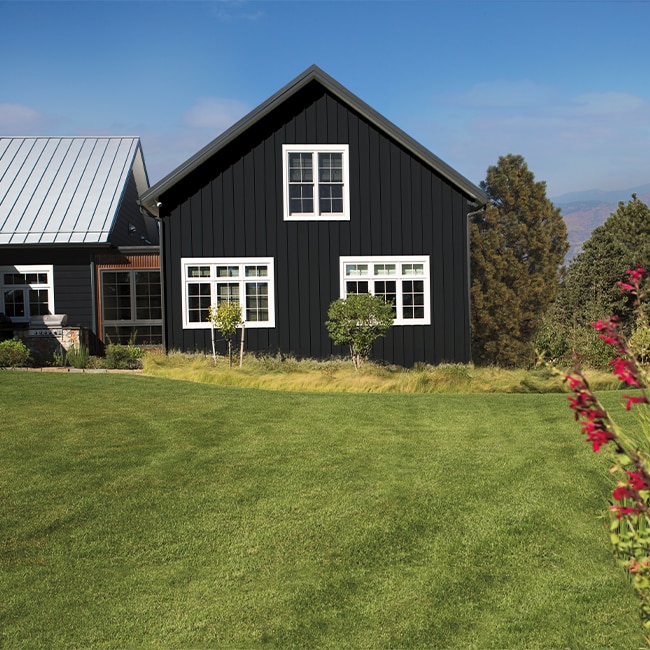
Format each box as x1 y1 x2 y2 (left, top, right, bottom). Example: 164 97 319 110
556 195 650 332
471 154 569 366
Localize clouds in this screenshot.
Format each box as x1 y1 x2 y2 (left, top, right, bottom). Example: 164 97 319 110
182 97 250 131
139 96 251 184
0 103 59 135
422 81 650 196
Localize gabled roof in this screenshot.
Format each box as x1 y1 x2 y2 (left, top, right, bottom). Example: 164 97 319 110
0 136 149 245
140 65 487 216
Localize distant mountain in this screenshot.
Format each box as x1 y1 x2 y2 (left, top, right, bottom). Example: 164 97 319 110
553 184 650 259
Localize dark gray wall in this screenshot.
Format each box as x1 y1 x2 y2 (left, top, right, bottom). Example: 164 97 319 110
1 248 95 329
160 82 473 366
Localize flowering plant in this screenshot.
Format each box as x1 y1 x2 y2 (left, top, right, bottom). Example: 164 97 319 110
566 267 650 636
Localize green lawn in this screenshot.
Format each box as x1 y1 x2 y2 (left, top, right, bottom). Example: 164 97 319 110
0 372 642 648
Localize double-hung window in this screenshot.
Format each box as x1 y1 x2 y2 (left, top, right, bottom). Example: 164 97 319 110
282 144 350 220
0 265 54 322
340 256 431 325
181 258 275 329
101 270 163 345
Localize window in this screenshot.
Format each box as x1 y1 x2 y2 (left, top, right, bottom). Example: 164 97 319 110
340 256 430 325
0 265 54 322
101 270 162 345
282 144 350 220
181 258 275 329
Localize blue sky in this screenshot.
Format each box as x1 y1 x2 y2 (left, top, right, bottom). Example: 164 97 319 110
1 0 649 198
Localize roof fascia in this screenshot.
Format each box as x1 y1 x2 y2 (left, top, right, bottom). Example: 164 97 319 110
140 65 487 214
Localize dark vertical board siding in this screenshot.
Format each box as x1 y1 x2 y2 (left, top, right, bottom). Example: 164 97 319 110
201 184 213 257
161 84 473 365
442 184 455 362
244 149 256 256
211 175 223 255
232 159 246 256
372 131 386 256
190 192 203 256
430 175 445 362
355 119 369 258
411 165 425 359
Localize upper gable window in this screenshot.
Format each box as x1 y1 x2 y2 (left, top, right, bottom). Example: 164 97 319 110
282 144 350 221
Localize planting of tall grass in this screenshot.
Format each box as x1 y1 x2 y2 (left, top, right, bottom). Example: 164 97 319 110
143 351 621 394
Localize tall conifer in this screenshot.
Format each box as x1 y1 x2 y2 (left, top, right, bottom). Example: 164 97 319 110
470 154 569 366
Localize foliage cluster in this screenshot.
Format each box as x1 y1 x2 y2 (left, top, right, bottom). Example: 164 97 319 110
539 196 650 365
325 293 394 369
104 343 144 369
64 344 91 369
0 339 32 368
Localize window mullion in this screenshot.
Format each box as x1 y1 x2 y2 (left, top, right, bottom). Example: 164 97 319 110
312 152 319 217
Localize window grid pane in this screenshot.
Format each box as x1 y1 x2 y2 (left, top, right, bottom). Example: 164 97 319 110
346 280 369 295
216 266 239 278
345 264 369 277
188 266 210 278
135 271 162 320
402 280 425 319
3 289 25 317
29 289 50 316
105 325 163 346
245 282 269 322
373 281 397 317
188 282 212 323
216 282 239 305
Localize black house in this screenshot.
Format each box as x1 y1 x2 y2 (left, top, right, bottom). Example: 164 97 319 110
140 66 487 367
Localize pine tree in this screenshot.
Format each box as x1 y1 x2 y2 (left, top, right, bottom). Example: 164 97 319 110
556 195 650 332
471 154 569 366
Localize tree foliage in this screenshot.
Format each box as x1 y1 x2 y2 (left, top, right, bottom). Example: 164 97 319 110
558 195 650 331
536 196 650 366
325 293 394 369
209 301 243 367
470 154 569 367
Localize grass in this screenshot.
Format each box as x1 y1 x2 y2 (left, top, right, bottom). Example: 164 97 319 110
143 351 622 394
0 371 643 648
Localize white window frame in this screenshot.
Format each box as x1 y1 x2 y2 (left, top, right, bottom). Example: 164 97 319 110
282 144 350 221
181 257 275 329
0 265 55 323
339 256 431 326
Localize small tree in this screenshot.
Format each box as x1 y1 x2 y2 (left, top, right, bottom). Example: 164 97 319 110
326 293 394 369
208 302 243 367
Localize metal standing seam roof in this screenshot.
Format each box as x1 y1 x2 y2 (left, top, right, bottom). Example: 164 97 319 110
0 136 149 245
140 64 488 216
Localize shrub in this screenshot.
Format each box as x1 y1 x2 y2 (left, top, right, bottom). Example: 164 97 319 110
0 339 32 368
325 293 394 369
65 344 91 369
104 343 144 369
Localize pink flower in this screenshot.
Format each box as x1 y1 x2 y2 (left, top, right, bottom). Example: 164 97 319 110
623 395 648 410
627 472 646 491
